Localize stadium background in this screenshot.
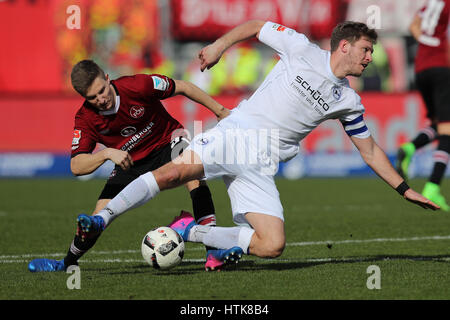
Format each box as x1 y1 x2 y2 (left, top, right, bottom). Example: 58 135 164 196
0 0 443 179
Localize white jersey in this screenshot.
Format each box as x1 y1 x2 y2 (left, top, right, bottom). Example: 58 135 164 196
225 21 370 162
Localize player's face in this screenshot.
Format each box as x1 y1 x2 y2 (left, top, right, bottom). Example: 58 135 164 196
346 36 373 77
85 75 115 111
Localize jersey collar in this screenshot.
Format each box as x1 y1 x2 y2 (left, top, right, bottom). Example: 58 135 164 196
326 51 348 86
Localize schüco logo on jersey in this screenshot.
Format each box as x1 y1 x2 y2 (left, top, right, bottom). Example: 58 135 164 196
295 75 330 111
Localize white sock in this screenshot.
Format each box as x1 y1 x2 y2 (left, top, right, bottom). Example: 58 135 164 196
188 225 255 254
97 172 160 227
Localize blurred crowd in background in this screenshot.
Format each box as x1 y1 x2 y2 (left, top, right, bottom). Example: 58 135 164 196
1 0 448 178
0 0 434 95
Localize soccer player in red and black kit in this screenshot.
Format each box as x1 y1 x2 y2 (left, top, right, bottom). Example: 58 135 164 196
28 60 229 272
397 0 450 211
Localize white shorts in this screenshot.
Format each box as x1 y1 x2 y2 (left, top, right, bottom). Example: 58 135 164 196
185 119 284 227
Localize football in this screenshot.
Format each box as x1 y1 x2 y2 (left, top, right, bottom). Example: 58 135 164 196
141 226 185 270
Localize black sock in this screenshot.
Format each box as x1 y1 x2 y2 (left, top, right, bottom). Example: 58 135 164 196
63 233 101 267
190 185 216 226
412 124 437 149
190 185 216 251
429 134 450 185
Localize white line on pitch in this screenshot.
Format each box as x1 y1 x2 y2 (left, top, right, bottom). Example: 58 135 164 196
2 256 449 264
288 235 450 246
1 234 449 261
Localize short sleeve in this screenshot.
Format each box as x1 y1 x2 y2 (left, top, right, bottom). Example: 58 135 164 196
140 74 175 100
257 21 311 59
71 114 97 157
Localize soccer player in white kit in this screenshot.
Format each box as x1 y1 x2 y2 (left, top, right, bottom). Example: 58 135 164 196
91 20 439 271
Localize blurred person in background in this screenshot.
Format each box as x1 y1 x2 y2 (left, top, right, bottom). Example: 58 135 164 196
396 0 450 211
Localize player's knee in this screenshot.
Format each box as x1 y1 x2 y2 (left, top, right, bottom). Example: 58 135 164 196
265 240 285 258
154 164 183 189
257 236 285 258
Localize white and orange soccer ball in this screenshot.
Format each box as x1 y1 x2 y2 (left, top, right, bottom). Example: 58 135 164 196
141 226 185 270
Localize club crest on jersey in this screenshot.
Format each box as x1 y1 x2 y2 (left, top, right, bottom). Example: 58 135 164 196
130 105 145 118
332 86 342 101
196 136 213 145
121 126 137 137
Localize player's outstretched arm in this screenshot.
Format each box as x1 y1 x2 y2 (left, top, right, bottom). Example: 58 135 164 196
173 79 230 120
350 135 440 210
199 20 265 72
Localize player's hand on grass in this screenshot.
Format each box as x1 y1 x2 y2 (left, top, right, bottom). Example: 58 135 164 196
403 188 440 211
106 148 134 170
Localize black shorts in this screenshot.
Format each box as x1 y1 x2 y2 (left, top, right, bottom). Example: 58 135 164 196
416 67 450 122
98 137 190 200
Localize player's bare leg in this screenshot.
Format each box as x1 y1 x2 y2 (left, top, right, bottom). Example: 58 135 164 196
179 211 285 271
202 213 285 271
201 213 285 271
153 150 205 190
245 212 286 258
93 199 110 214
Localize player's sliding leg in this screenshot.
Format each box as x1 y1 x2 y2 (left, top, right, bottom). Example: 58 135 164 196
61 156 215 268
65 180 216 268
96 150 205 227
167 211 250 271
197 212 285 271
28 200 108 272
397 124 438 180
172 211 285 271
422 134 450 211
28 178 216 272
61 210 106 268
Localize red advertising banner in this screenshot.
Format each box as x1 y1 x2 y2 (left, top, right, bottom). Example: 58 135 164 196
0 0 63 92
0 0 162 93
170 0 343 41
0 92 427 154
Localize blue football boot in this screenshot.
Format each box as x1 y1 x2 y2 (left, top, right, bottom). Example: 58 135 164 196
205 246 244 271
28 258 67 272
76 214 105 241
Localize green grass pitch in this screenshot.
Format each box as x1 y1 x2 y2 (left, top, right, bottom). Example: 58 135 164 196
0 177 449 301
